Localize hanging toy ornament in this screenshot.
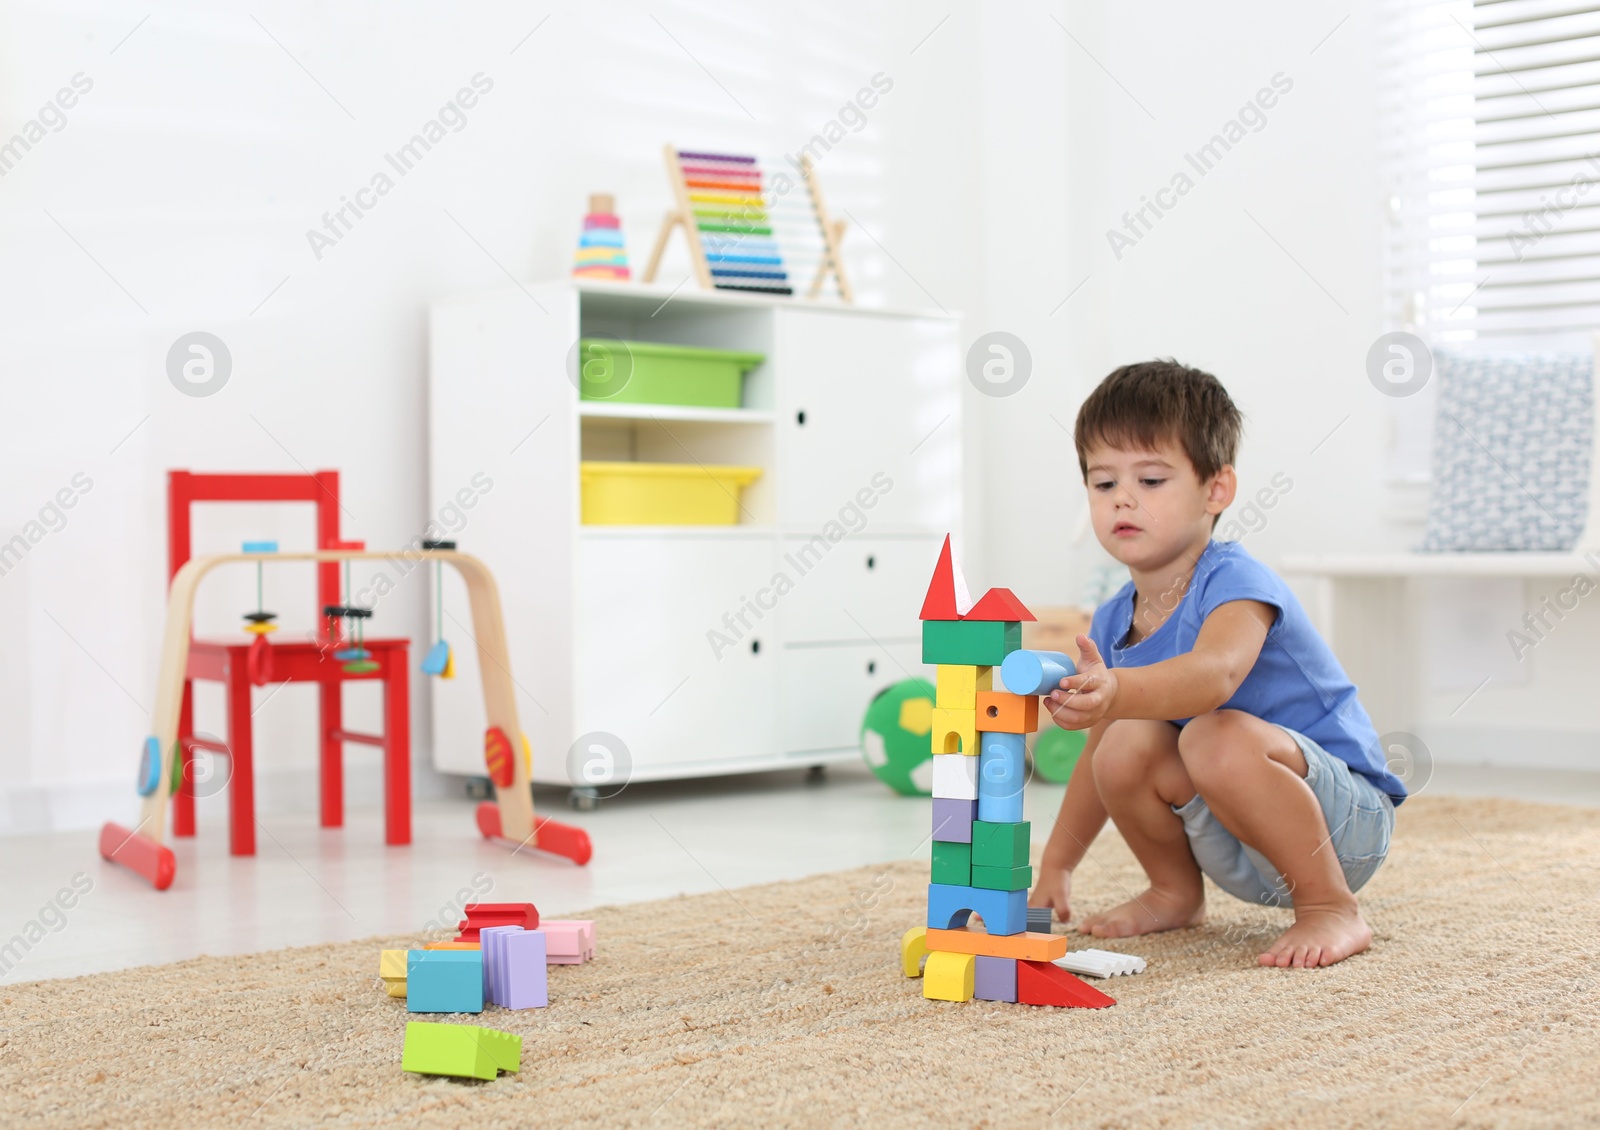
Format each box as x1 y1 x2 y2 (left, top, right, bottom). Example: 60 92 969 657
241 541 279 685
420 540 455 678
328 559 380 674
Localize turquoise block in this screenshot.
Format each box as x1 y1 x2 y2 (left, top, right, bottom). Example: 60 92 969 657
406 950 484 1014
978 731 1025 823
926 882 1027 936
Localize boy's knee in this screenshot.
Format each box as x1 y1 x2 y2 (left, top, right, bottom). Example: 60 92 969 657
1093 720 1173 794
1178 710 1261 788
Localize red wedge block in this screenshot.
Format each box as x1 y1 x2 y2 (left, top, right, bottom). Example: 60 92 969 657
1017 959 1117 1008
965 587 1037 622
455 900 540 941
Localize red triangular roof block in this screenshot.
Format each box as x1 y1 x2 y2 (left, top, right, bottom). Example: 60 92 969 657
965 587 1036 622
1017 959 1117 1008
919 535 973 620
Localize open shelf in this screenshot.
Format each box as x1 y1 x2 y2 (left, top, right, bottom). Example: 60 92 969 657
578 403 775 426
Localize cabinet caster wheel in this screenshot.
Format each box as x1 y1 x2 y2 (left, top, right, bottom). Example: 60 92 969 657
806 764 827 784
568 788 600 812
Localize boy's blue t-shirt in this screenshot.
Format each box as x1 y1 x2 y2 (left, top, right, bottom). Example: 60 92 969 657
1088 540 1407 804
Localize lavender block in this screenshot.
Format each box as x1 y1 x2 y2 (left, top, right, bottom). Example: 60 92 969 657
932 798 977 843
479 925 524 1006
973 955 1017 1003
503 929 549 1009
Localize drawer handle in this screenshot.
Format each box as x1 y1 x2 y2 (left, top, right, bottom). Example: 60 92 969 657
750 639 761 655
795 409 806 426
867 659 876 675
866 555 876 570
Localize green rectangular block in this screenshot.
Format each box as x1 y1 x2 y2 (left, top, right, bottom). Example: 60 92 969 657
402 1021 495 1081
478 1028 523 1074
921 620 1021 666
931 840 972 886
971 864 1033 891
972 820 1031 868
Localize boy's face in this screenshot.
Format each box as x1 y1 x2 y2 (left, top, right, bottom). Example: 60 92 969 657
1082 438 1236 570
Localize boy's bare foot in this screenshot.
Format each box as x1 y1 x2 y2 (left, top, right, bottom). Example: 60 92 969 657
1258 901 1371 968
1078 886 1205 938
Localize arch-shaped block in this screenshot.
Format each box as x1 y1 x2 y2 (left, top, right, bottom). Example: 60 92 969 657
926 883 1027 936
901 926 929 978
923 950 975 1002
930 706 976 755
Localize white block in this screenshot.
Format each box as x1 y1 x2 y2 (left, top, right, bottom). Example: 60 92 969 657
1055 948 1146 978
931 753 977 800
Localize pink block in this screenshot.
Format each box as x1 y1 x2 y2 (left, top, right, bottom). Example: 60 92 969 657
538 919 595 964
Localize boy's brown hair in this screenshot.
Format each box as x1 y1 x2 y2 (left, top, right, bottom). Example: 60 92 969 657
1074 358 1243 482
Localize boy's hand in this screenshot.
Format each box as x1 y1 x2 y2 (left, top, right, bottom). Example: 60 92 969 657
1029 866 1073 925
1046 634 1117 730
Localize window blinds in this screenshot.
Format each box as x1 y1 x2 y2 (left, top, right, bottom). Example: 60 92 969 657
1384 0 1600 347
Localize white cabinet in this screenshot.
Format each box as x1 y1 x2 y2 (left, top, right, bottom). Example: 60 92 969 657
428 280 960 791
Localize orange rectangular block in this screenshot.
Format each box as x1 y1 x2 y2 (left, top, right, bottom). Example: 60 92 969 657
423 941 481 950
974 691 1040 734
924 926 1067 962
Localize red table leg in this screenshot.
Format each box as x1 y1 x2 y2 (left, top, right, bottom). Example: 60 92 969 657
173 680 196 837
383 647 411 846
226 663 256 856
320 677 344 827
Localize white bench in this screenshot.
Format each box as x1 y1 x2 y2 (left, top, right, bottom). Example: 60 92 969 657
1280 550 1599 734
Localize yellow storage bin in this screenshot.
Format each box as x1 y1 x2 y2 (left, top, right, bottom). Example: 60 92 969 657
580 462 762 525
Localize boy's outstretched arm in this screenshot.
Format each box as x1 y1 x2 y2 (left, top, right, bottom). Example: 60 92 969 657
1048 601 1276 729
1030 719 1110 924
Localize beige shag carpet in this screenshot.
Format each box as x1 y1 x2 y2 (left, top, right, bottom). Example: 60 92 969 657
2 796 1597 1129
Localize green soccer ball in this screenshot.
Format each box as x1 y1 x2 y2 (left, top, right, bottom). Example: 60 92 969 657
859 678 937 795
1032 726 1086 784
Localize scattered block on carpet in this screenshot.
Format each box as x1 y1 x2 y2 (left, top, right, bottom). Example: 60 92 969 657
479 926 523 1005
401 1021 520 1081
1056 949 1146 979
455 902 539 942
407 950 484 1014
1017 959 1115 1008
502 930 548 1008
380 949 408 998
538 919 595 964
923 950 976 1002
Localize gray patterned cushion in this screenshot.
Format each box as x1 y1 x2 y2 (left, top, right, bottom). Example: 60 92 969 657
1420 349 1594 552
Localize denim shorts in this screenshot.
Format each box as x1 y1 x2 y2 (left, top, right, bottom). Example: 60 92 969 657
1171 726 1396 909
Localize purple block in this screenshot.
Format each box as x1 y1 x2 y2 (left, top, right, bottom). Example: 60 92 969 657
973 955 1017 1002
479 925 524 1006
932 798 977 843
503 929 549 1009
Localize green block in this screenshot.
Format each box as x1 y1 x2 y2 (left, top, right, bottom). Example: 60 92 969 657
478 1028 522 1074
971 864 1032 891
402 1021 495 1081
931 840 972 886
921 620 1021 665
972 820 1031 868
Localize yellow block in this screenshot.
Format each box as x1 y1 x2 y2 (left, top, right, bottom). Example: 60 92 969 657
922 950 976 1002
930 706 977 756
379 949 407 980
385 981 407 998
935 665 992 709
901 926 928 978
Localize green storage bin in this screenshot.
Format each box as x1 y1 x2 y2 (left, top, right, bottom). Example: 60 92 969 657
577 339 764 407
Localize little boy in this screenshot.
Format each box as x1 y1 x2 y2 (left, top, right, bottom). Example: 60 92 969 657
1029 360 1405 968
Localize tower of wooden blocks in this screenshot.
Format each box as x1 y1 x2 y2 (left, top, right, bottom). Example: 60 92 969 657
902 535 1117 1009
